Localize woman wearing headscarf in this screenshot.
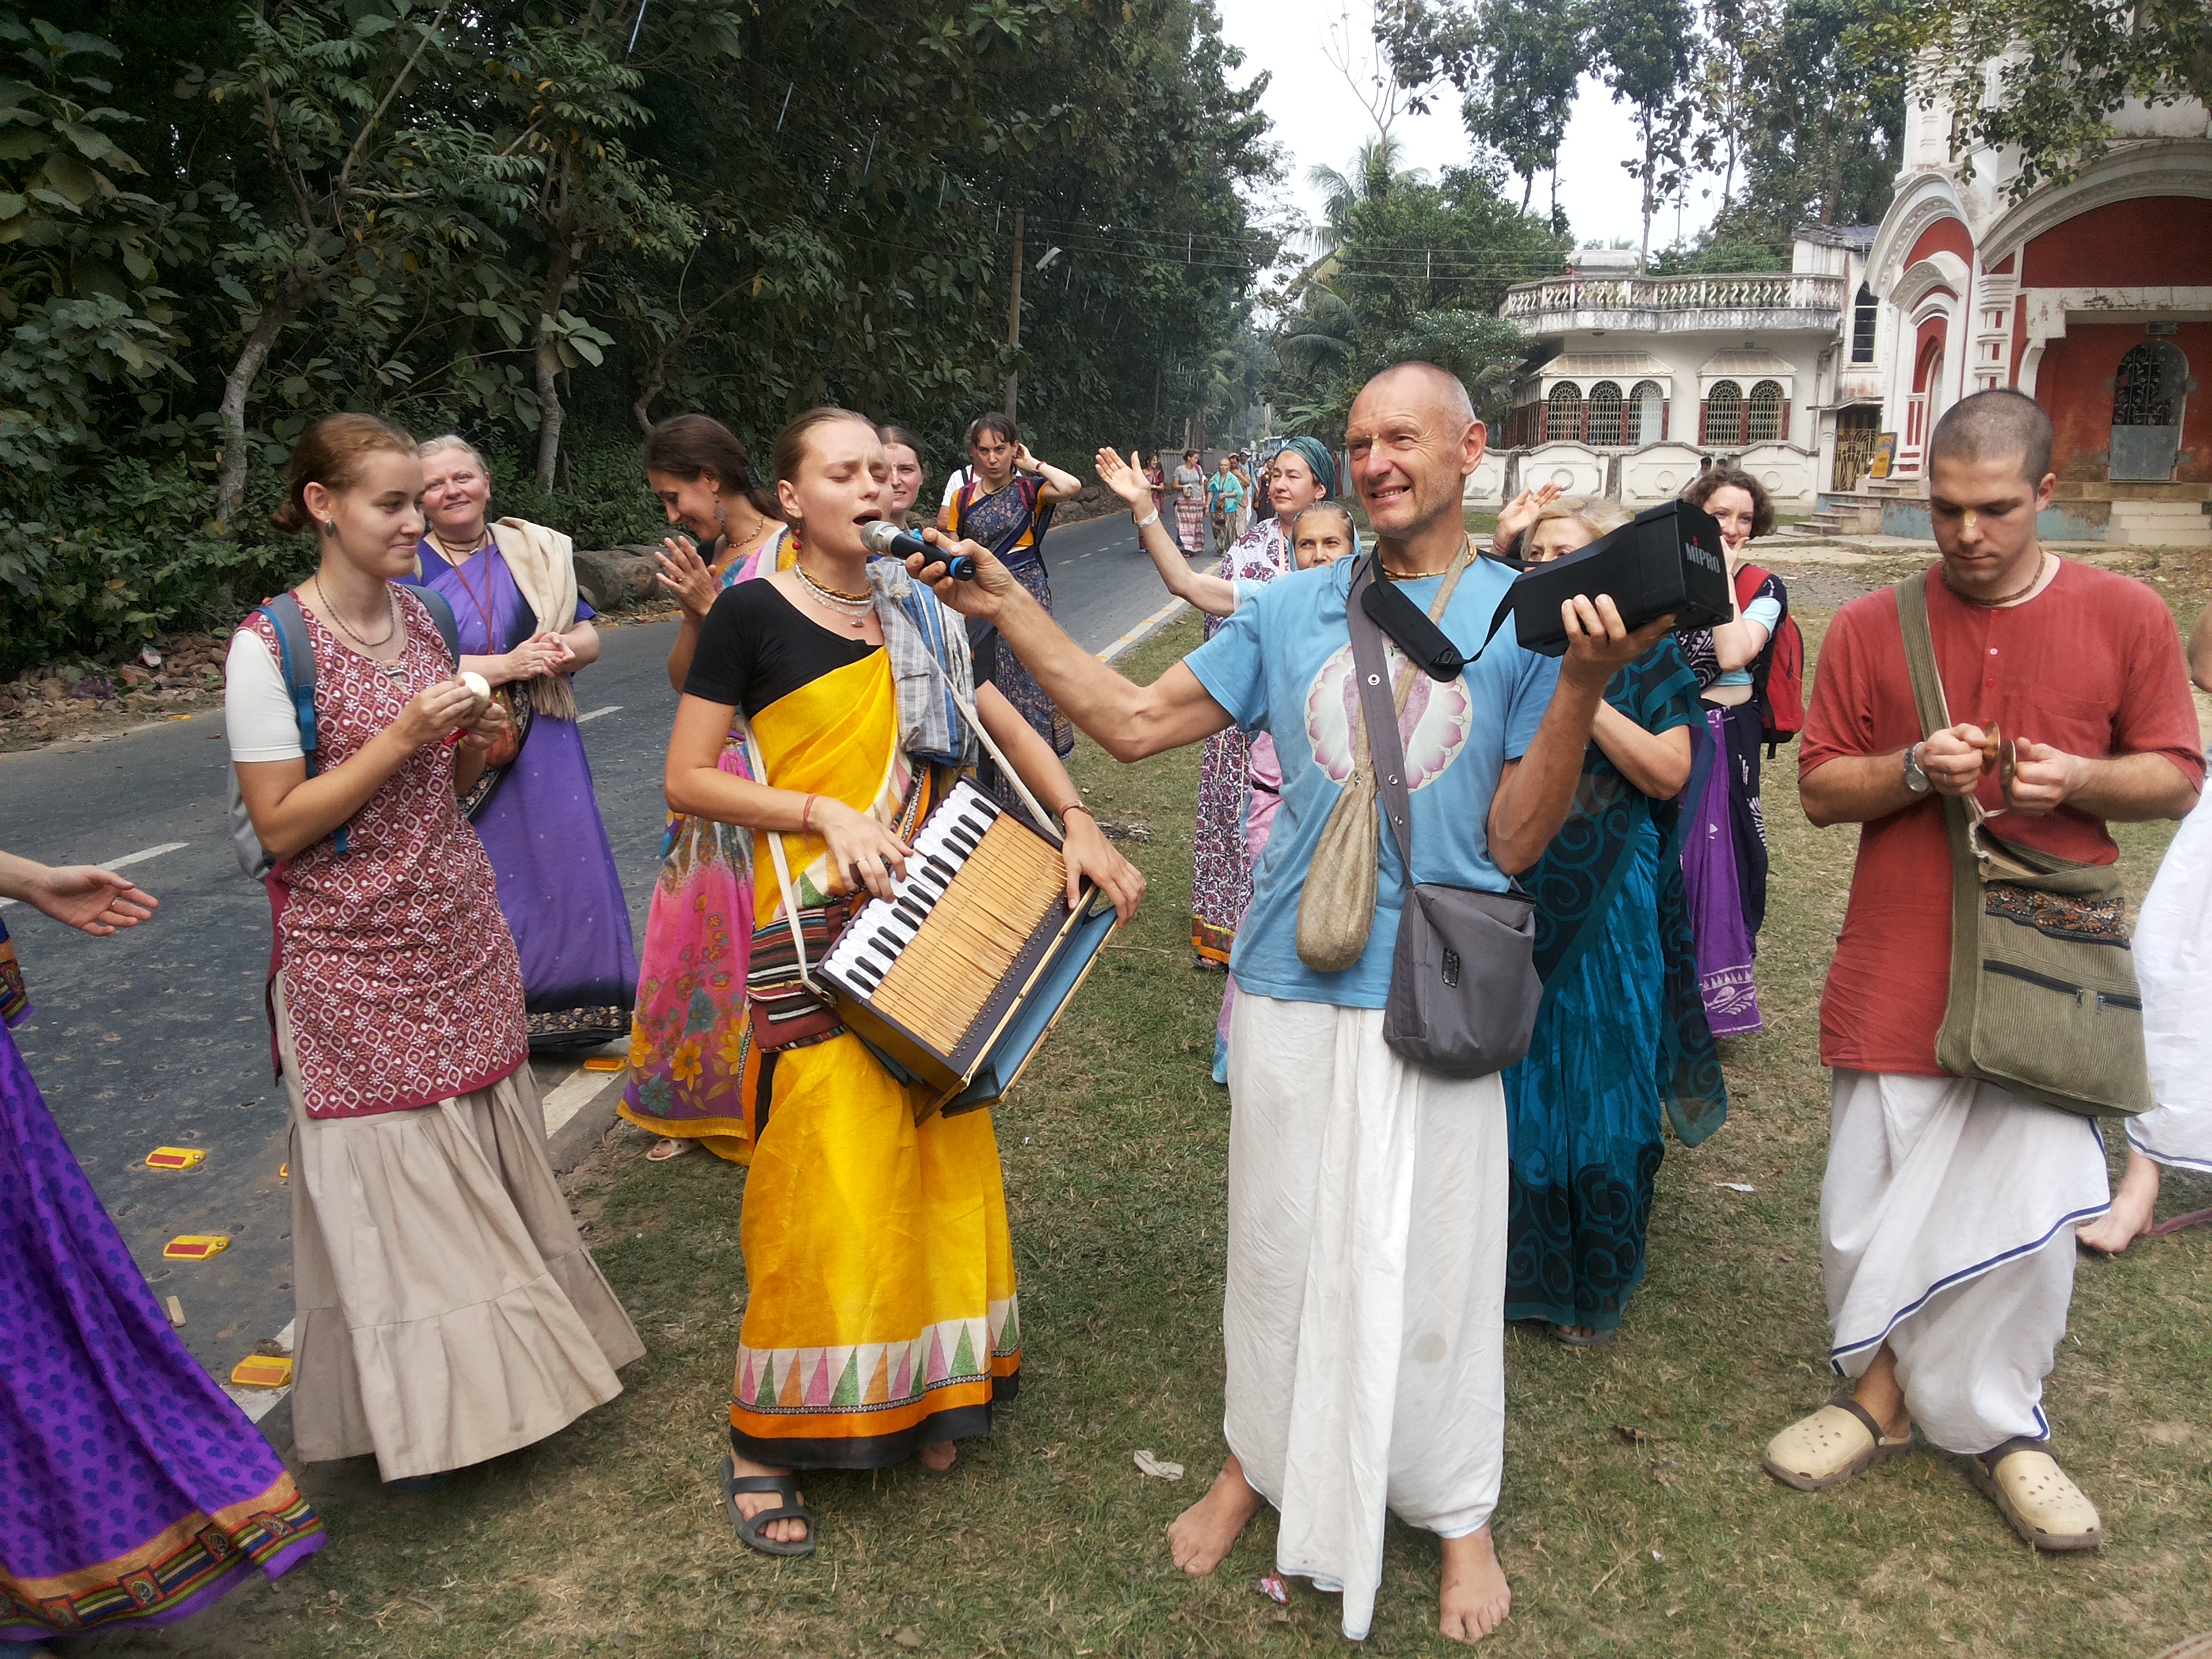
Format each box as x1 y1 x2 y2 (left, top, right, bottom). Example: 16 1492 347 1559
409 436 636 1052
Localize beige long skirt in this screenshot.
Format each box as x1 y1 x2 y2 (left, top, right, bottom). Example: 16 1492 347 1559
274 974 646 1480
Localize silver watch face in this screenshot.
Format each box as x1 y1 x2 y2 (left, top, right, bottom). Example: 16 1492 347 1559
1904 746 1930 793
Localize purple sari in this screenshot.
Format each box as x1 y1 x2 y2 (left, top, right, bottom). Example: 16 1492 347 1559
1 920 323 1640
408 539 638 1050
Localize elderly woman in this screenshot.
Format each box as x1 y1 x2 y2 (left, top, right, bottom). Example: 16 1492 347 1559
938 413 1083 807
409 436 637 1052
1674 464 1786 1038
1501 497 1725 1345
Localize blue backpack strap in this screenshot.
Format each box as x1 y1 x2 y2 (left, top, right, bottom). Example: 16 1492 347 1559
409 583 463 669
258 592 350 857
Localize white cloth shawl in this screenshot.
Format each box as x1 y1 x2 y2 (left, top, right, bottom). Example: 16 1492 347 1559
489 516 580 720
2130 768 2212 1170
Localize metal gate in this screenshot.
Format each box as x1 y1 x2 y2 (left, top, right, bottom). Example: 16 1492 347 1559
2110 341 2187 482
1832 411 1881 490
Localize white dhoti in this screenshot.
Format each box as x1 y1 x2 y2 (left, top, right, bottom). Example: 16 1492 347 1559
1225 993 1507 1641
1822 1068 2108 1454
2129 771 2212 1171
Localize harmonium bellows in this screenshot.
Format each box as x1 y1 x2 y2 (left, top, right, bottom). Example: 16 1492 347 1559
817 779 1118 1120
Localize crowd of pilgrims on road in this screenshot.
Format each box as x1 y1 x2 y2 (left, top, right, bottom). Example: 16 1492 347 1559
7 368 2212 1652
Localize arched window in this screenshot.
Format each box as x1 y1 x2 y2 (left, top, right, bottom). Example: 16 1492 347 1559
1747 380 1786 443
1626 380 1665 444
1851 283 1878 364
1546 382 1583 443
1702 380 1742 447
1585 382 1624 447
2114 342 2183 428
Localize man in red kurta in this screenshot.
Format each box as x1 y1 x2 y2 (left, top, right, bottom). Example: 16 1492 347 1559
1761 391 2202 1551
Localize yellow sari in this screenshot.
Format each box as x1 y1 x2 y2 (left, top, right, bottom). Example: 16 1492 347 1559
728 648 1021 1467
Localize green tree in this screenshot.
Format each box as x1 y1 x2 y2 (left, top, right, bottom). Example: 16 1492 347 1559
1590 0 1695 270
1864 0 2210 198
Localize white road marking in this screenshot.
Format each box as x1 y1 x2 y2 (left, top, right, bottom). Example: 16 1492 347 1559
575 705 622 723
0 841 188 907
1098 598 1187 665
541 1062 619 1136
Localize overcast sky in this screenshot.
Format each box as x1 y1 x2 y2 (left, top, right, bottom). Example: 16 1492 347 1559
1212 0 1726 255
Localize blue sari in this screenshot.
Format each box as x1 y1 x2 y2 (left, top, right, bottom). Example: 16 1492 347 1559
1502 638 1725 1334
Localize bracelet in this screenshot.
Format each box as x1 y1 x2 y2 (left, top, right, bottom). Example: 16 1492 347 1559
1133 508 1160 529
800 793 817 832
1059 801 1095 822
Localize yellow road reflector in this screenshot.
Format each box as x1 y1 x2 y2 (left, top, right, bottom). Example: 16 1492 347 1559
278 1162 289 1180
162 1235 230 1261
230 1354 293 1389
581 1055 624 1072
164 1295 186 1328
145 1146 206 1170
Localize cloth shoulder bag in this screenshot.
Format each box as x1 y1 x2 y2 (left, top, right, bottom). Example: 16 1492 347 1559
1896 570 2152 1117
1298 549 1542 1077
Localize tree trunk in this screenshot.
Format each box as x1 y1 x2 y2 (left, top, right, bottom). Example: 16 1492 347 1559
215 283 306 534
1637 119 1657 272
1521 172 1533 213
532 234 577 491
1004 209 1024 421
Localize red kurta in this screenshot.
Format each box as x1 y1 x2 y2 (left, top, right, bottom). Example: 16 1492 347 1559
1799 560 2203 1077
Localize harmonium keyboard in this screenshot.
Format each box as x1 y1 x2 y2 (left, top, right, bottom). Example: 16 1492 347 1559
817 779 1118 1120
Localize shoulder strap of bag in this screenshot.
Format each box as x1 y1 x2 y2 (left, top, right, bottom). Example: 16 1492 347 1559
742 722 822 999
1893 571 1952 743
409 583 464 668
1346 550 1475 871
259 593 352 859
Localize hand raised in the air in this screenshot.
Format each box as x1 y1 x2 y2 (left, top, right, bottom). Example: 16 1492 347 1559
1095 447 1153 512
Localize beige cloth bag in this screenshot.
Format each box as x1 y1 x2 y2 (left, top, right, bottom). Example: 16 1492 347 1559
1295 548 1475 972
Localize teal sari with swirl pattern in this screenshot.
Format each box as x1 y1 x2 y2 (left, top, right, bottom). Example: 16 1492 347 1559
1502 636 1727 1334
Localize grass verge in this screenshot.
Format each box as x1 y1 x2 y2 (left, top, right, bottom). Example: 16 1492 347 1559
90 578 2212 1659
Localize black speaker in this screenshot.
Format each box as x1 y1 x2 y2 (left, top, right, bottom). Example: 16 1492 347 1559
1505 499 1732 656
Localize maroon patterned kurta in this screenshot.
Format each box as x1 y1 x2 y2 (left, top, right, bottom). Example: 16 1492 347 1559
246 587 527 1118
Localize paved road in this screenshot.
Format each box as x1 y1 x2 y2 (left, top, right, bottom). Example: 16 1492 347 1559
0 508 1211 1406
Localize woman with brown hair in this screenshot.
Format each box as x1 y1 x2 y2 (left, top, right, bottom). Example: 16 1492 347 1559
620 415 792 1163
668 407 1141 1555
226 414 642 1487
878 424 928 530
1675 463 1786 1037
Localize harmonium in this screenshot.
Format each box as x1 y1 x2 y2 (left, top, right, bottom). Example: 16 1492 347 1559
817 779 1119 1120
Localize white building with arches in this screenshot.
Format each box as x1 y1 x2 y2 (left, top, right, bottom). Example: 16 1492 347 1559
1842 79 2212 544
1484 234 1879 512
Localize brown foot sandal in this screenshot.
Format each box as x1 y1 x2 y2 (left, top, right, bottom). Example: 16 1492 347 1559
1967 1437 2102 1551
1761 1394 1912 1492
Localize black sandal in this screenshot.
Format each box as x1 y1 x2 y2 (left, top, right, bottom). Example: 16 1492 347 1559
721 1454 816 1557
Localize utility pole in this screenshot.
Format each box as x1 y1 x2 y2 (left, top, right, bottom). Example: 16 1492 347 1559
1004 210 1023 420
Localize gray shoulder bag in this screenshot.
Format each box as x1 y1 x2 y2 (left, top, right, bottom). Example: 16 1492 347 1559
1345 553 1544 1079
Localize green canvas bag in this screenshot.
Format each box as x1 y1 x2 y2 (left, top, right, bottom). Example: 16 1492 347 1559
1895 571 2151 1118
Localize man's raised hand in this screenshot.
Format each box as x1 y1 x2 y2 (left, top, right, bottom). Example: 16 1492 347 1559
1559 594 1673 689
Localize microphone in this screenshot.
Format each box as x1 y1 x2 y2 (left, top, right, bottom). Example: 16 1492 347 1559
859 518 976 579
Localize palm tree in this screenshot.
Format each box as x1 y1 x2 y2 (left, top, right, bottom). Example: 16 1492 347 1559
1305 134 1428 266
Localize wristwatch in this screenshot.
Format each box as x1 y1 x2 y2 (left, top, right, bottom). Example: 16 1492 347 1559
1902 741 1931 796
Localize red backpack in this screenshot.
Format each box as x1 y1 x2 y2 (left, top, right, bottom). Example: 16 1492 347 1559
1737 562 1803 755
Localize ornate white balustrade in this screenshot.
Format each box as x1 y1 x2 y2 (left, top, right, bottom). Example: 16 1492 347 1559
1501 273 1847 333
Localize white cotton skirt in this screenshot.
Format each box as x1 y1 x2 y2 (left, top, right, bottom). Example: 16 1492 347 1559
275 974 646 1481
2129 772 2212 1171
1225 993 1507 1642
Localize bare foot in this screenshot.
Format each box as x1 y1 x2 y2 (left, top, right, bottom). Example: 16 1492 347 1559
1438 1525 1511 1643
1168 1453 1266 1575
2078 1149 2160 1255
726 1450 808 1547
921 1439 957 1473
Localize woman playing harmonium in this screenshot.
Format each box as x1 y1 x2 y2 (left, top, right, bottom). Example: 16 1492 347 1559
665 407 1144 1555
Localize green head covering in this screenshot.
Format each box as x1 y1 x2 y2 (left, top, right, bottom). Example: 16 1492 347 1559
1275 434 1336 497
